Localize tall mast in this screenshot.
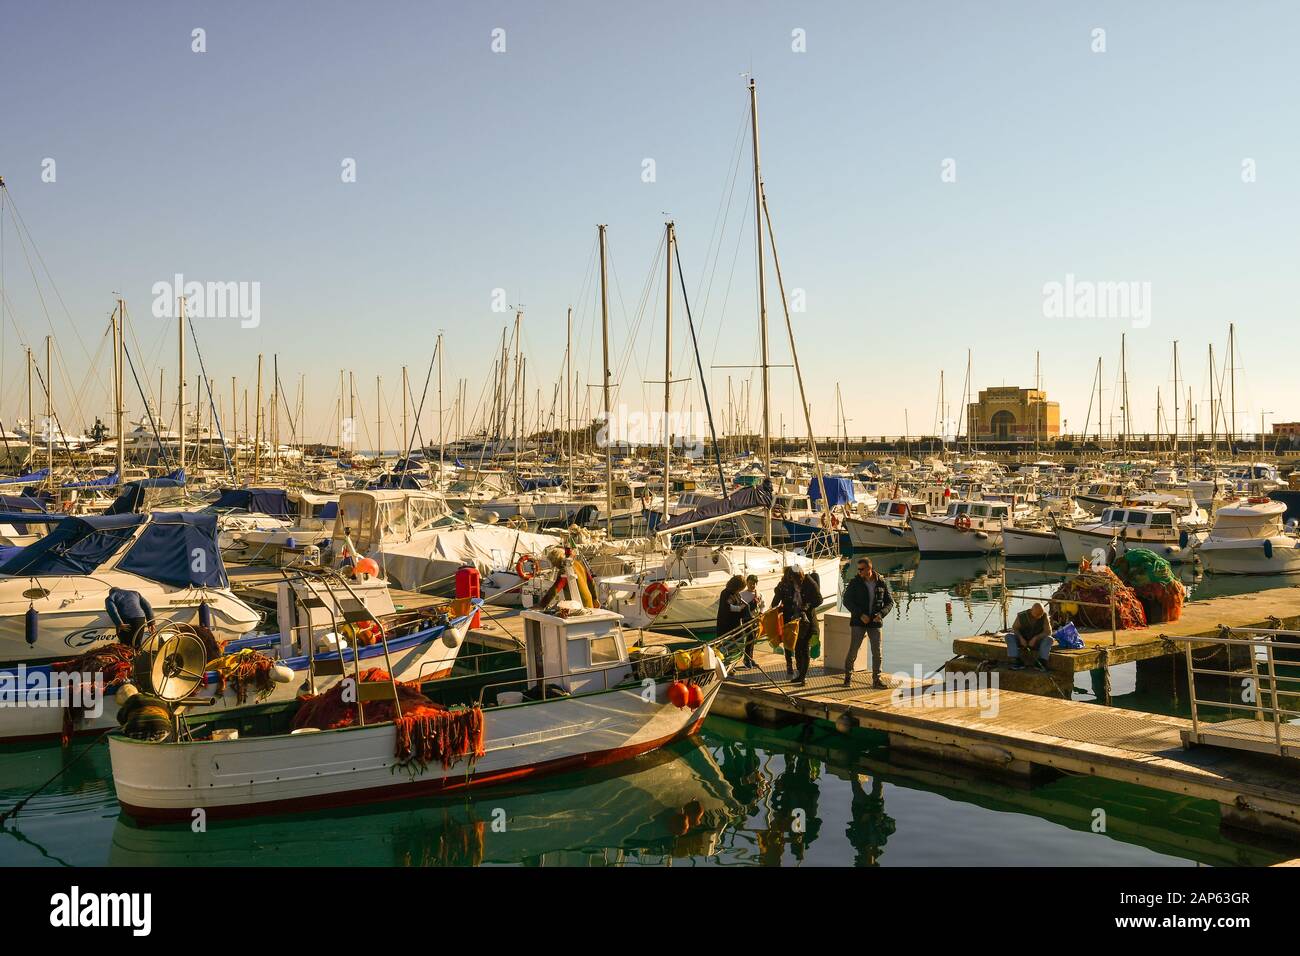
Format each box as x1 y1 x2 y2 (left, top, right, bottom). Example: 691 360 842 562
1228 322 1237 450
401 365 409 459
177 295 186 471
437 333 445 477
663 220 674 521
1120 334 1129 452
566 307 573 493
748 78 772 545
114 300 125 483
44 336 52 479
26 347 33 460
254 354 263 481
375 375 382 461
336 370 344 458
598 224 613 536
1208 344 1216 454
1172 340 1180 458
231 375 239 478
272 356 280 472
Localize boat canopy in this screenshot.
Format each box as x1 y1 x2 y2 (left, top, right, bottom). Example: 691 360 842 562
0 512 146 576
808 476 856 508
657 479 774 535
61 471 119 489
213 487 293 518
107 477 188 515
0 468 50 486
116 512 229 588
519 475 564 491
0 511 227 587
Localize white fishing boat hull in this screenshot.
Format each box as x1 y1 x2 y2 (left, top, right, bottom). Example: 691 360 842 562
1197 537 1300 575
1003 526 1064 560
109 676 722 823
910 516 1004 555
841 515 915 550
1057 525 1201 566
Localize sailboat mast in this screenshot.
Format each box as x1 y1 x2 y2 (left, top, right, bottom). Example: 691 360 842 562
114 300 125 483
663 220 674 521
598 224 613 536
1172 340 1180 458
566 308 573 492
437 333 445 477
1228 322 1237 449
178 296 186 471
44 336 52 479
748 78 772 545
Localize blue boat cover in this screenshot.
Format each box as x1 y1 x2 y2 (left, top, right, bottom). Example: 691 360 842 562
61 471 119 489
519 475 564 491
369 472 423 490
657 479 774 534
319 501 338 520
0 468 50 485
808 476 856 507
107 477 187 515
0 513 146 576
116 511 229 588
0 494 47 514
213 488 293 518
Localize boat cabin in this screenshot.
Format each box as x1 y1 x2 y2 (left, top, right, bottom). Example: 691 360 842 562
521 606 632 697
944 501 1011 523
1098 507 1176 532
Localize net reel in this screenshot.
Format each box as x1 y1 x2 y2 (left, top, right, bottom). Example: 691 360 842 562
131 622 211 704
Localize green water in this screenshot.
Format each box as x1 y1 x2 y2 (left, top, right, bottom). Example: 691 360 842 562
0 554 1290 867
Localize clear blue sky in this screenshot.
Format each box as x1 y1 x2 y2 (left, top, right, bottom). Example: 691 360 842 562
2 0 1297 445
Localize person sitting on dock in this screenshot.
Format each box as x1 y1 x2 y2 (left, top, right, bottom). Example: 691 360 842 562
105 587 156 649
842 557 895 689
1005 603 1052 671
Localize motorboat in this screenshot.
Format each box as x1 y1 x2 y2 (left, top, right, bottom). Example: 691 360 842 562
1197 498 1300 575
910 499 1012 556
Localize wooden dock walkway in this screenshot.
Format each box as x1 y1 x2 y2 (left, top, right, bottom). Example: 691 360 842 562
714 644 1300 842
947 583 1300 695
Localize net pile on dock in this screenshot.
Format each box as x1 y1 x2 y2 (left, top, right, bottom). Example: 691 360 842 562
1050 565 1147 630
1111 548 1185 624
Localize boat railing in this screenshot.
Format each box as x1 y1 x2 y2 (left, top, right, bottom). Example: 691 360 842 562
1170 627 1300 758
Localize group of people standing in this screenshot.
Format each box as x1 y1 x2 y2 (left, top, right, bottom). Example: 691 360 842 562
714 560 893 689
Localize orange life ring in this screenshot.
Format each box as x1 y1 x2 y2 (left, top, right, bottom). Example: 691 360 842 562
515 554 540 580
954 514 972 531
642 581 671 617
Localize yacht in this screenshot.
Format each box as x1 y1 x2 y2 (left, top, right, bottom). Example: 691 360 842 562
1197 498 1300 575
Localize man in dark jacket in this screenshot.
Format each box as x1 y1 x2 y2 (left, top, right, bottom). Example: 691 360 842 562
842 557 894 688
105 587 156 649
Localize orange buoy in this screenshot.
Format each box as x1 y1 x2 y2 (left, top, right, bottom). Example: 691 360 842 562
668 680 689 708
686 683 704 709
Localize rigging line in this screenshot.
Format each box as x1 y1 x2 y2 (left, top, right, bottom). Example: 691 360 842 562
187 315 233 474
121 332 177 471
674 232 729 497
402 342 438 465
706 174 754 371
0 184 109 396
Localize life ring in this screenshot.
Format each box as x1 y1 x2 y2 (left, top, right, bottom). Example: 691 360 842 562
515 554 540 580
954 514 972 531
1248 496 1270 505
641 581 671 617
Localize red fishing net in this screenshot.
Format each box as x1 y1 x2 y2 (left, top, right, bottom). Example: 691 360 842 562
50 643 136 746
291 667 484 769
1050 565 1147 630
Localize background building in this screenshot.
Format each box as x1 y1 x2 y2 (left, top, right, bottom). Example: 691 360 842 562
966 387 1060 442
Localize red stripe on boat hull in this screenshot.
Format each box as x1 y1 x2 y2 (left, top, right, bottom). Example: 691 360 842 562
117 713 709 825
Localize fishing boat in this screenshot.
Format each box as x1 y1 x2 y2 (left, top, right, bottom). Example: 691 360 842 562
1197 498 1300 575
910 499 1012 556
841 498 932 551
0 511 260 663
1057 504 1205 566
108 604 737 823
0 569 475 743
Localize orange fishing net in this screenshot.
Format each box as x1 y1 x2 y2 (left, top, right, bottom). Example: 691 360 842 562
1050 565 1147 630
209 648 277 704
290 667 484 769
50 643 136 746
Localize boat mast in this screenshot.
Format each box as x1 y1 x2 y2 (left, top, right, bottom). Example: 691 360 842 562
513 309 522 472
566 307 573 493
598 223 613 536
44 336 52 480
26 347 33 461
1208 343 1216 455
1120 334 1129 453
254 354 263 481
401 365 409 460
663 220 674 521
437 333 445 478
748 78 772 546
114 299 125 483
1172 340 1180 459
1228 322 1237 450
177 295 186 472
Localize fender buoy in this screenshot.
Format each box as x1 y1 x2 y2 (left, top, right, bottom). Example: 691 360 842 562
686 683 704 708
515 554 540 580
25 605 38 647
642 581 671 617
954 514 972 531
667 680 689 708
1265 538 1275 559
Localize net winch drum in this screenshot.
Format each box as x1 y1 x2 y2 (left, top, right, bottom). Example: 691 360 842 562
132 623 211 703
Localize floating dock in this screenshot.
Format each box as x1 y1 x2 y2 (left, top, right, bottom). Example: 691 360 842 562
713 642 1300 843
948 584 1300 696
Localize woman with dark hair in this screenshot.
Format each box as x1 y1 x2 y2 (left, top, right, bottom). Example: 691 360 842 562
716 574 748 641
771 566 805 680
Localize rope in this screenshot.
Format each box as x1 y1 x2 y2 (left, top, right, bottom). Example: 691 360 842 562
0 727 115 826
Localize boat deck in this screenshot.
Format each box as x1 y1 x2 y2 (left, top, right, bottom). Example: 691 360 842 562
715 643 1300 839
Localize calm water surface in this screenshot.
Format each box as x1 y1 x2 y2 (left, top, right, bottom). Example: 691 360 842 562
0 553 1289 866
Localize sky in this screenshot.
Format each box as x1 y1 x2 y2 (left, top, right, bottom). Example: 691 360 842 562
1 0 1297 447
